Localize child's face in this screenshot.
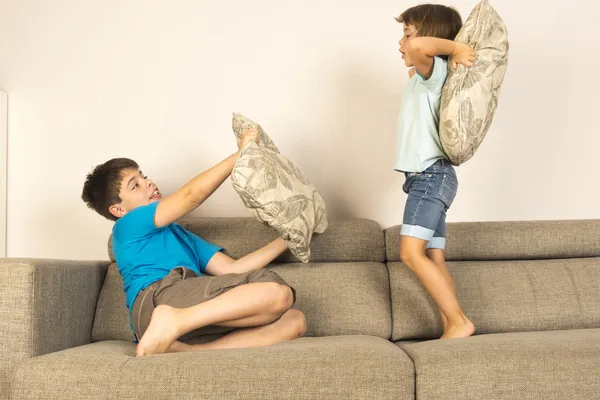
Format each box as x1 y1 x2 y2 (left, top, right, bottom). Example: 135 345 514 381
399 24 418 67
109 168 162 218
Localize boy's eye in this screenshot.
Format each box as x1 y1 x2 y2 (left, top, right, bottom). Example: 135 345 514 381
133 184 138 190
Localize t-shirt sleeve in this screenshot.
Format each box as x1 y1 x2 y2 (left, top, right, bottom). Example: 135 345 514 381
195 237 223 273
417 56 448 92
113 202 159 243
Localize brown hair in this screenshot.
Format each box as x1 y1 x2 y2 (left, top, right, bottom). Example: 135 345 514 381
81 158 139 221
396 4 462 41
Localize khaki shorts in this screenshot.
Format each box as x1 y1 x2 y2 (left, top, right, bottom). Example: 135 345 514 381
131 267 295 344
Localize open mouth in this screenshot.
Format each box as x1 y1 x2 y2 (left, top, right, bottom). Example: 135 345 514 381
150 188 160 200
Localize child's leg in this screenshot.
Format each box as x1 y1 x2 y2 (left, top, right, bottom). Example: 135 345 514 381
134 268 298 356
137 281 294 356
167 309 306 353
426 249 455 332
400 236 473 339
426 211 456 332
400 162 473 339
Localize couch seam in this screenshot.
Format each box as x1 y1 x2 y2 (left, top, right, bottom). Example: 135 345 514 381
89 262 111 343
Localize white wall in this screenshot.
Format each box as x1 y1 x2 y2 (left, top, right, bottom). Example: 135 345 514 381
1 0 598 260
0 91 6 257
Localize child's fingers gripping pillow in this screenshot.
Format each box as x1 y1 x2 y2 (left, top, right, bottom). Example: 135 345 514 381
232 113 280 154
231 115 328 263
439 0 509 165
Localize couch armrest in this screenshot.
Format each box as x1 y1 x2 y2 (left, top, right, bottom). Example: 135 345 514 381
0 258 110 399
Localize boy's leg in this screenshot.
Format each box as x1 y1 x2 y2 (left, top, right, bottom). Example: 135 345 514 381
427 249 455 332
425 211 456 333
400 164 473 339
133 268 297 356
168 309 307 353
400 236 473 339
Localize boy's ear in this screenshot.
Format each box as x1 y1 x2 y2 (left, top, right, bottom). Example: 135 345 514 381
109 204 126 219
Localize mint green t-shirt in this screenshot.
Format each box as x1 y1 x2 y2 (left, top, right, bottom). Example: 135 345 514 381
394 56 449 173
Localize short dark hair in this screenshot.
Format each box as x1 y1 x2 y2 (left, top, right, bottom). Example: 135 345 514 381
81 158 139 221
396 4 462 41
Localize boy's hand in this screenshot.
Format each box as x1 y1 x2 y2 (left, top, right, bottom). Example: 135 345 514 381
239 128 260 149
450 42 476 70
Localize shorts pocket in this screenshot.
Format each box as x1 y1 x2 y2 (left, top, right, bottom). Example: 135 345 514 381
438 173 458 208
403 172 434 194
205 273 250 297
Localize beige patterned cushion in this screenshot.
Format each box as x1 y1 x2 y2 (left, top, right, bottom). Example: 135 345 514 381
231 114 328 263
439 0 509 165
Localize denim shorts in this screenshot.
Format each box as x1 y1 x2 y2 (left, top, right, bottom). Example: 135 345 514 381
401 159 458 250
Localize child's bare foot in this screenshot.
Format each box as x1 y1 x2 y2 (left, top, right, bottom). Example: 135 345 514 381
167 340 193 353
136 305 181 356
441 318 475 339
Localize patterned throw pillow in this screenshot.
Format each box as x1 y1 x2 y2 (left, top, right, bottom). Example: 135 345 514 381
231 114 328 263
439 0 509 165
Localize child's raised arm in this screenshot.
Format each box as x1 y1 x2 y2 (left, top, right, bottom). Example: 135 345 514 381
153 129 259 228
404 37 475 79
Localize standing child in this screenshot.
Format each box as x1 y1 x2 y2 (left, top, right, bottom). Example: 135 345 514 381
394 4 476 338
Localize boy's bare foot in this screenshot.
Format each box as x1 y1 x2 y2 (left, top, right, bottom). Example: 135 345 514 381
441 318 475 339
167 340 193 353
136 305 182 356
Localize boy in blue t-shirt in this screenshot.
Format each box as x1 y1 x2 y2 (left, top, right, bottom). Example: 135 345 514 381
82 130 305 356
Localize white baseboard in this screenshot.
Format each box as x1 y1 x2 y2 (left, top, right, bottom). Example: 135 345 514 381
0 91 6 257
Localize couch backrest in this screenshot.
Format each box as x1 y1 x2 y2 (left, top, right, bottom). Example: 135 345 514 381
95 217 391 342
108 217 385 263
93 261 392 342
386 219 600 261
387 219 600 340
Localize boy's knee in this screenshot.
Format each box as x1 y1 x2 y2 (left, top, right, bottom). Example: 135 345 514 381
400 236 427 268
399 238 425 267
400 246 417 267
285 309 307 338
264 282 294 314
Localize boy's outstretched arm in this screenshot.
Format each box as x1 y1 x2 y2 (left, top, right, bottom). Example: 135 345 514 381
205 238 289 276
154 129 259 228
404 37 475 79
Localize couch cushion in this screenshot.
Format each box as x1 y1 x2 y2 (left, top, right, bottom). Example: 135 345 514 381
109 217 384 263
13 336 414 400
92 263 134 342
397 329 600 400
385 219 600 262
389 258 600 340
93 262 391 342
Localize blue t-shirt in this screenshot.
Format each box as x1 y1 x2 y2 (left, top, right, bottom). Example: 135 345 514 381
112 202 222 312
394 56 449 173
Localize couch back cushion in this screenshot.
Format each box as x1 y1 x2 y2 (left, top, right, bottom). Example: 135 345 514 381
389 257 600 340
386 219 600 261
93 261 391 342
109 217 384 264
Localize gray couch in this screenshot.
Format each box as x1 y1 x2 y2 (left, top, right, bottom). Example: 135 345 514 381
2 217 600 399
